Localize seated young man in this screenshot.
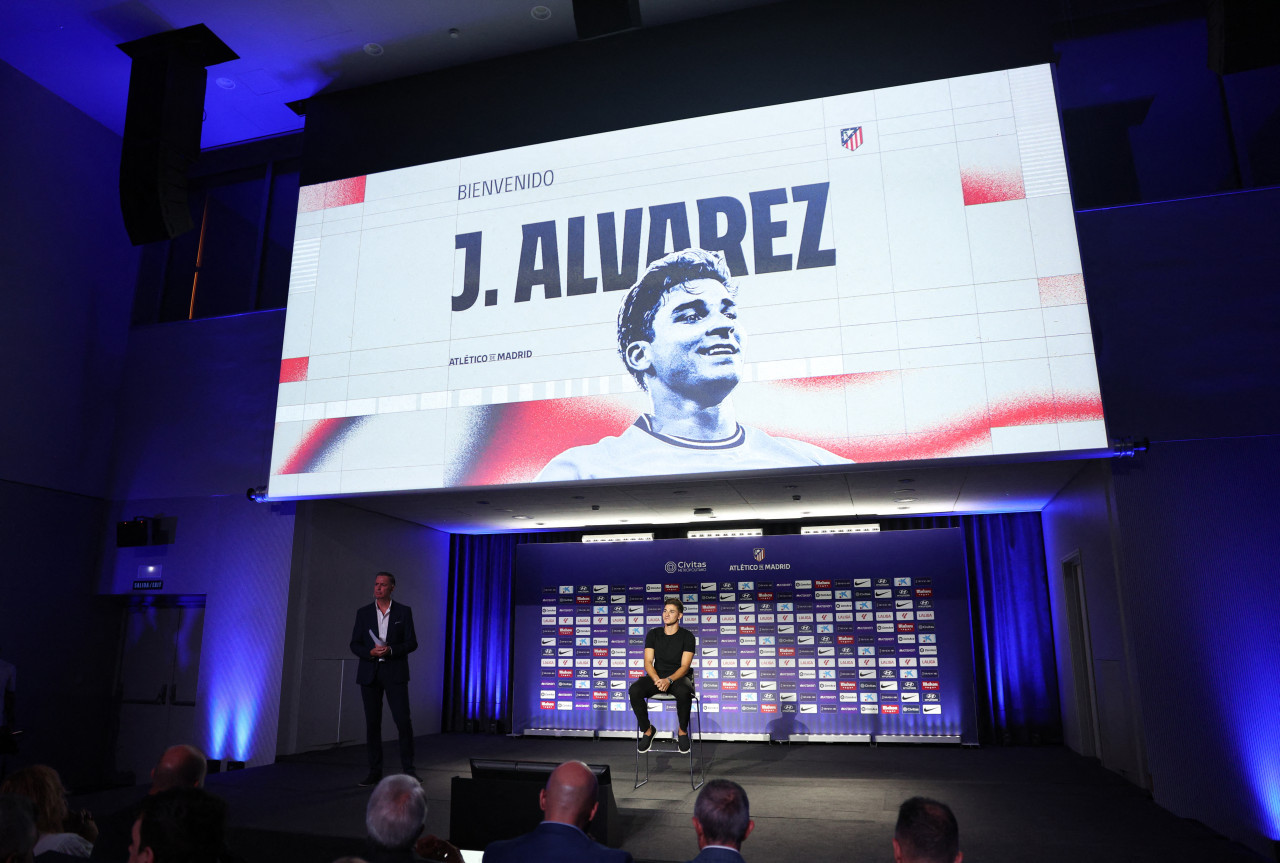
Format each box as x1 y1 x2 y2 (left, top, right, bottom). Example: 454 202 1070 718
628 597 696 753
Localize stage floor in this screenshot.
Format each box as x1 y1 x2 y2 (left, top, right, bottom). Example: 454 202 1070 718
72 733 1264 863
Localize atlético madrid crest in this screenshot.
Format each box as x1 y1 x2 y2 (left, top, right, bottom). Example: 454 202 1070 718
841 126 864 152
753 548 766 562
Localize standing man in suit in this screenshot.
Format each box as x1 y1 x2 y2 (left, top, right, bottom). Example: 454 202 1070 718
482 761 631 863
351 572 419 787
685 779 753 863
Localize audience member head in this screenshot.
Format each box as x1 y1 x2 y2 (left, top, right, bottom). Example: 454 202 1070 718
894 796 961 863
539 761 599 830
151 745 207 793
0 766 68 835
691 779 753 850
0 795 37 863
129 788 226 863
365 775 426 852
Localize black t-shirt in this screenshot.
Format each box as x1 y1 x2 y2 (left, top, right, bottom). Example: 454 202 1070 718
645 626 696 678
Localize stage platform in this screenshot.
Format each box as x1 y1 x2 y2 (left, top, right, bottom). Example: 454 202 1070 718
70 733 1263 863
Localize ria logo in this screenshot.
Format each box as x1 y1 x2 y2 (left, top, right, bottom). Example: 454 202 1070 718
753 548 766 562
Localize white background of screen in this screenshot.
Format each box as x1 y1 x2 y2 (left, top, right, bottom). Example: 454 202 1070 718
270 63 1105 498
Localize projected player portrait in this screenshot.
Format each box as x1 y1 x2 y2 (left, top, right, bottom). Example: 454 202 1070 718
536 248 850 481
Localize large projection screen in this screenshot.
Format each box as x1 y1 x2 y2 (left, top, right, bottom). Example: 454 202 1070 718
512 531 977 741
270 64 1105 498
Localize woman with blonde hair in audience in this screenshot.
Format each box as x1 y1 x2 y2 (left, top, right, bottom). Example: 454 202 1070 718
0 765 97 857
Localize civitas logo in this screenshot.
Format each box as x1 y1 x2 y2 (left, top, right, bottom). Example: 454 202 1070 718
665 560 707 573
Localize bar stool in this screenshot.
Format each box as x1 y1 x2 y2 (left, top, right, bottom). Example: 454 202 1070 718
634 690 705 790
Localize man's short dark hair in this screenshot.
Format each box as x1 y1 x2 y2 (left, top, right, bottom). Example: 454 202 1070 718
694 779 750 847
0 794 37 862
376 571 396 586
894 796 959 863
664 597 685 614
137 788 228 863
617 248 737 390
366 775 426 851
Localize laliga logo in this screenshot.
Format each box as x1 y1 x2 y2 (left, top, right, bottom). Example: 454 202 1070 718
754 548 766 562
665 561 677 573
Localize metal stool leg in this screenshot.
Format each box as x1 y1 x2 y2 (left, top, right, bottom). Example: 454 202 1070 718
688 693 705 790
634 726 651 790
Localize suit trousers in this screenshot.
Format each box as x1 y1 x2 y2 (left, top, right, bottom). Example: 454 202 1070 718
629 676 694 732
361 661 415 772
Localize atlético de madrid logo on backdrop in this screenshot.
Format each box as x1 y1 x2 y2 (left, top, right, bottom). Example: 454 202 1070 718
753 548 766 562
840 126 864 152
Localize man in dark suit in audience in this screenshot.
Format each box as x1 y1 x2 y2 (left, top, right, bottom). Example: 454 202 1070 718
350 572 419 787
482 761 630 863
685 779 753 863
92 744 208 861
893 797 962 863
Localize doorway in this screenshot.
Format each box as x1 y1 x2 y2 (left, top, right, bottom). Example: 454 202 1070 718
113 595 206 784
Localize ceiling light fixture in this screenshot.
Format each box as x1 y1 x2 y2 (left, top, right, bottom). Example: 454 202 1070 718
448 28 460 39
363 42 384 56
512 515 532 519
689 528 763 539
800 524 881 535
894 497 918 503
582 533 653 543
215 77 235 90
531 5 552 20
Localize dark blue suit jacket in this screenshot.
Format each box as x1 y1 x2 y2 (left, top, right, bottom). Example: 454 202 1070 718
350 601 417 685
685 847 746 863
482 821 632 863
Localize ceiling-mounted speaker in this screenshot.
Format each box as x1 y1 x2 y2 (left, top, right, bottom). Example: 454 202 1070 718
1208 0 1280 75
117 24 237 245
573 0 641 40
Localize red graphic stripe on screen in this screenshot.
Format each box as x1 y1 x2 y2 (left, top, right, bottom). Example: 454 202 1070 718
961 167 1026 206
279 357 309 383
456 399 638 486
297 176 368 213
277 416 364 475
453 387 1104 484
835 392 1104 463
326 175 366 208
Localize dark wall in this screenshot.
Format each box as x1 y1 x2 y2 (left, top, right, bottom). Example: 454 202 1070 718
0 59 137 497
0 58 137 787
301 0 1053 184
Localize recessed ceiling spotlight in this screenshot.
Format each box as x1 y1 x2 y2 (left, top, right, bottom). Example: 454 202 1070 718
899 478 915 483
363 42 384 56
896 488 916 494
785 485 798 490
215 77 236 90
476 500 490 505
898 506 911 510
448 28 460 39
536 522 544 525
894 497 918 503
572 495 585 500
673 490 687 495
513 515 532 519
531 5 552 20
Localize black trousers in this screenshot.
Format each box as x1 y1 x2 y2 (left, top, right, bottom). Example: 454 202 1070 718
629 676 695 732
360 662 415 772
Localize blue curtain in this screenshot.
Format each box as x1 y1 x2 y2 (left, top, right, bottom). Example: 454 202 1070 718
442 531 577 732
443 515 1061 744
881 514 1061 744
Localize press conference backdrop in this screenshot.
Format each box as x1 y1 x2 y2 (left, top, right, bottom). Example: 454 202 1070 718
511 531 977 742
269 62 1105 498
